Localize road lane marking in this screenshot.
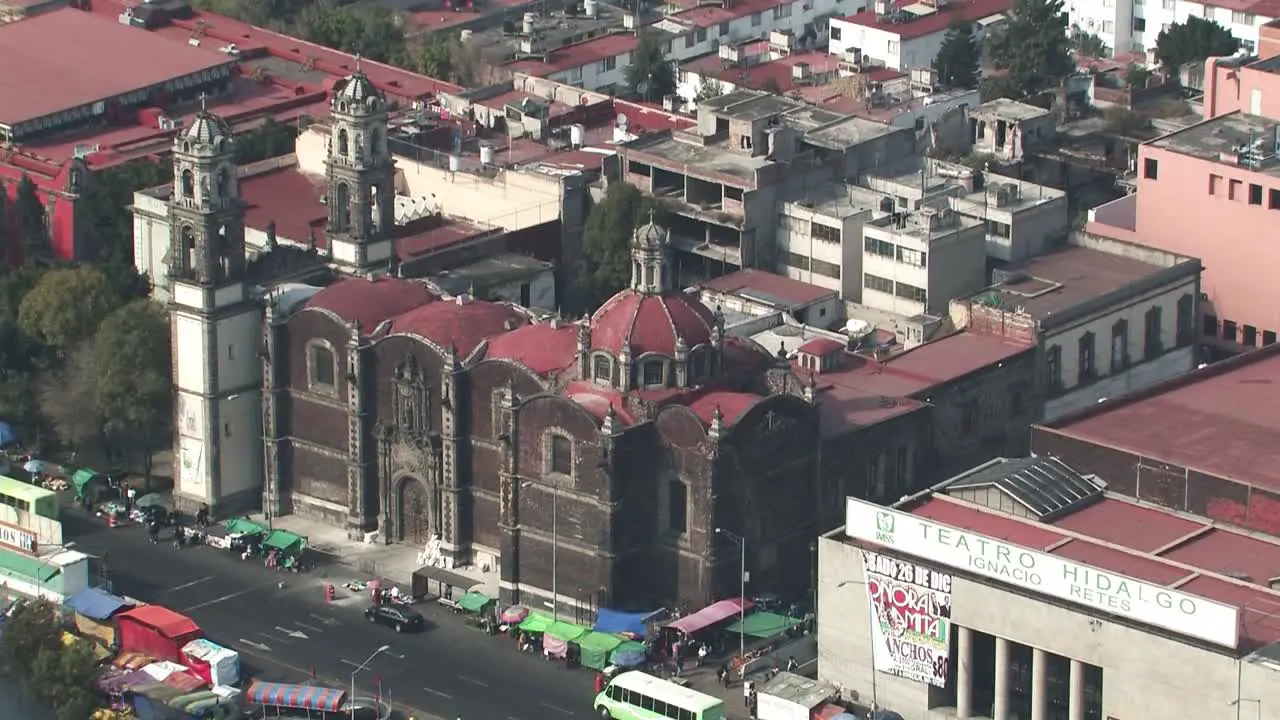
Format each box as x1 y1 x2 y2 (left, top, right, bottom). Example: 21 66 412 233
168 576 212 592
423 687 454 699
540 703 575 715
258 632 287 643
456 675 488 687
296 622 323 633
308 613 341 626
339 659 361 668
239 638 272 652
183 589 254 611
386 651 405 659
275 626 309 639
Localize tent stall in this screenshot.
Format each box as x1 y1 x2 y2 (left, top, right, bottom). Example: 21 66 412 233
181 638 241 687
610 640 647 668
726 611 805 639
594 608 664 638
71 468 107 502
542 621 588 660
245 681 346 712
667 598 755 636
517 611 555 635
115 605 202 663
64 586 132 648
575 631 625 670
458 590 496 615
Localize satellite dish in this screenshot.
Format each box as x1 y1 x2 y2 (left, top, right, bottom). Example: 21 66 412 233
616 113 629 127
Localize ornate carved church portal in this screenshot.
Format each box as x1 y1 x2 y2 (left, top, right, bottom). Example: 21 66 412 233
377 353 441 545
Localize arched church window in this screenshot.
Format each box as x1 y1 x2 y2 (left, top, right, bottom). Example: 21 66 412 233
334 183 351 229
592 355 612 384
181 169 195 198
309 342 337 392
549 435 573 476
217 167 233 198
180 226 196 273
689 349 706 383
337 129 350 157
642 360 664 387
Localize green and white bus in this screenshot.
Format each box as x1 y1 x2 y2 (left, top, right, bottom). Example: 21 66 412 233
594 671 726 720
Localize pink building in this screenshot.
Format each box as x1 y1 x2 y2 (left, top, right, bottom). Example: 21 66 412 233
1087 50 1280 352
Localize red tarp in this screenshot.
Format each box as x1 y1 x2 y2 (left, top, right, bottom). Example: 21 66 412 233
667 598 754 635
115 606 202 663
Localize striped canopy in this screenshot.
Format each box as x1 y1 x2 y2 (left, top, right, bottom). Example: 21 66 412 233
245 681 346 712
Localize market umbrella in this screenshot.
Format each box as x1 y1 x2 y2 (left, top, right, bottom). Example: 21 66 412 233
500 605 529 624
134 493 164 509
23 459 47 474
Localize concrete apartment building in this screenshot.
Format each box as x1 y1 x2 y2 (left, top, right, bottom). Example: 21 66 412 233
1071 0 1277 58
860 207 987 317
951 235 1202 421
1088 58 1280 353
829 0 1011 71
968 99 1058 166
620 89 914 284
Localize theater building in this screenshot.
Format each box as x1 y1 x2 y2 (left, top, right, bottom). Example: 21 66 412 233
817 456 1280 720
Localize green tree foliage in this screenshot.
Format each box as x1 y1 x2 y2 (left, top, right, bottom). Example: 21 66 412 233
1 600 97 720
986 0 1073 96
1070 29 1110 57
78 160 171 267
94 300 173 483
578 183 652 310
18 266 123 355
695 77 725 102
625 34 676 101
13 176 51 263
236 117 300 165
1155 16 1239 72
39 342 102 453
297 3 405 64
933 21 981 90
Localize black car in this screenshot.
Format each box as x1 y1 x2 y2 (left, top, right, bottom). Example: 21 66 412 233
365 604 424 633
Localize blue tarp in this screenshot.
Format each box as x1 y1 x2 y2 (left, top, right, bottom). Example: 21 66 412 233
64 587 130 620
594 609 653 637
0 422 14 447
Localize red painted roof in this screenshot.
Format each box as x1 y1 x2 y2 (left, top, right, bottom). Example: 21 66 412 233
699 269 835 307
912 496 1067 549
799 337 845 355
396 219 493 260
484 322 579 376
686 391 764 427
590 290 717 358
1043 345 1280 493
1051 498 1202 553
303 277 438 328
384 297 525 357
505 33 639 76
119 605 201 640
836 0 1013 41
240 168 328 250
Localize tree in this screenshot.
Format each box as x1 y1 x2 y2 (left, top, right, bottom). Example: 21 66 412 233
41 639 98 720
625 34 676 102
695 77 725 103
18 266 123 355
0 599 61 693
94 300 172 484
13 176 51 264
40 343 101 452
1070 29 1110 57
297 4 405 64
235 118 299 165
77 159 171 267
1155 16 1239 72
1 600 97 720
578 183 652 310
412 37 455 80
986 0 1073 96
933 21 981 89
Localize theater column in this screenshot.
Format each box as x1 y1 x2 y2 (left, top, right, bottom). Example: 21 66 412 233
1068 659 1086 720
993 637 1011 720
956 626 973 719
1031 648 1048 720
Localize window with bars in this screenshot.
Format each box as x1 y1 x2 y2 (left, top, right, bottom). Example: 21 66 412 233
864 273 893 294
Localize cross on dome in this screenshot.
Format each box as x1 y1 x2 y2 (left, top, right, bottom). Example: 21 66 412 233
199 92 208 112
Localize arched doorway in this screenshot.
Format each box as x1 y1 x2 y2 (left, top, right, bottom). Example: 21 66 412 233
397 477 432 545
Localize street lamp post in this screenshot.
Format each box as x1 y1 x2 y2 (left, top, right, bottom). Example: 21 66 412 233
714 528 746 676
349 645 391 720
1229 698 1262 720
837 580 878 713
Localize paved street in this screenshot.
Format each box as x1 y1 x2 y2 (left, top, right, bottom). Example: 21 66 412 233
62 509 595 720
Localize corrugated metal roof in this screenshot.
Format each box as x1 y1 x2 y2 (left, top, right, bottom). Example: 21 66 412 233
947 456 1101 518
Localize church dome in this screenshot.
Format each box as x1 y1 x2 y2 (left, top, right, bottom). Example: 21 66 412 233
334 70 380 106
590 289 717 358
632 218 668 251
184 111 232 146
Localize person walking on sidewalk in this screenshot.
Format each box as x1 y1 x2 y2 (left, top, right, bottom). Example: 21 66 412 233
743 680 754 708
717 664 729 687
786 655 798 672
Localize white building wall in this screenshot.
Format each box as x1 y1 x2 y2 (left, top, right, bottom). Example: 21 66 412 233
817 533 1280 720
1043 276 1198 421
216 390 262 500
1078 0 1273 58
215 310 262 392
830 18 1001 71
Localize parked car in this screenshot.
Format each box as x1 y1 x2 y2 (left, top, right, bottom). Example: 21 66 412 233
365 604 424 633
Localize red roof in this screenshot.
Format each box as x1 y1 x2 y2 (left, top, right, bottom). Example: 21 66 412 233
894 494 1280 650
484 322 579 376
240 168 328 250
119 605 200 640
0 8 236 126
384 297 525 357
303 277 438 328
699 269 835 307
590 290 717 358
1043 345 1280 494
836 0 1013 40
686 391 764 427
798 337 845 355
505 33 639 76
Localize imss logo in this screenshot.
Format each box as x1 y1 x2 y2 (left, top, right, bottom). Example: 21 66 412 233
875 511 896 543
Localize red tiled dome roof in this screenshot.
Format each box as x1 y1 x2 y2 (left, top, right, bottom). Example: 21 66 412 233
385 297 526 357
303 277 437 327
485 323 579 376
590 289 716 357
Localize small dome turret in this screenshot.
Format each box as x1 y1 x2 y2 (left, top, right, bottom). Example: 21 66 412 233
632 216 668 251
184 111 233 146
332 61 384 115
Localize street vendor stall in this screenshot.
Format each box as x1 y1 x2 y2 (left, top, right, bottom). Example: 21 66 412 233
667 598 754 636
181 638 240 687
215 517 268 553
610 640 648 668
542 620 588 660
245 680 346 714
115 605 202 663
261 529 307 570
575 631 625 670
72 468 109 503
726 611 805 640
65 586 133 649
458 590 496 615
594 608 664 638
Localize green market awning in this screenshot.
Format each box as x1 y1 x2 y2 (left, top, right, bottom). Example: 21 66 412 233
458 591 495 613
222 517 268 536
0 550 58 584
725 611 803 639
545 621 588 643
575 631 624 671
71 469 100 494
518 612 554 634
262 530 306 552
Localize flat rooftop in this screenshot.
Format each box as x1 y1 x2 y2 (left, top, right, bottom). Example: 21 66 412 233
972 97 1053 122
626 133 773 184
1148 112 1280 178
701 90 806 121
698 268 836 309
429 252 550 295
1042 345 1280 493
876 491 1280 651
972 245 1169 321
0 8 235 127
783 185 882 219
803 115 900 150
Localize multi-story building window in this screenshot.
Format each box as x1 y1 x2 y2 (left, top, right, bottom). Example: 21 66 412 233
1144 306 1163 359
1078 332 1097 383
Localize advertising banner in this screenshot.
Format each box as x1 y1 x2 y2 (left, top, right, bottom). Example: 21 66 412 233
863 549 952 687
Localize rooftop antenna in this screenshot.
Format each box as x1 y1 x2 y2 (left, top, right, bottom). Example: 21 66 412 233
354 53 363 74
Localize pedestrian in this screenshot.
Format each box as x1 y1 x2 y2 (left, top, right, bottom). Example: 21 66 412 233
697 642 708 667
786 655 798 672
717 664 729 687
743 680 754 707
594 672 604 694
749 689 758 719
125 484 136 512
